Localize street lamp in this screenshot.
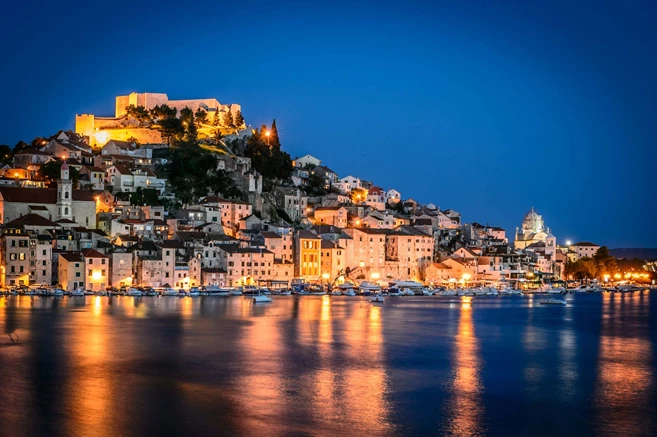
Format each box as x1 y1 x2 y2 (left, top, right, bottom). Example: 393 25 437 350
265 130 271 146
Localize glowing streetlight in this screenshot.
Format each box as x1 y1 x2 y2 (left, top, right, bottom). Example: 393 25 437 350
265 129 271 146
462 273 471 282
322 272 330 281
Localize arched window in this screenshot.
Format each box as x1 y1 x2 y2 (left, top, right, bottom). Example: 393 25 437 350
64 207 69 215
65 191 69 199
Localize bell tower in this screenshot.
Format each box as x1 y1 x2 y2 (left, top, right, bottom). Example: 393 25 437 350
57 161 73 221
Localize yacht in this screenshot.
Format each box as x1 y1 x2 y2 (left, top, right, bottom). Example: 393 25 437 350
331 290 343 296
230 289 243 296
52 288 65 296
421 288 433 296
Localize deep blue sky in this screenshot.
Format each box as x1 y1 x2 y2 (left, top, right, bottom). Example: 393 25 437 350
1 0 655 247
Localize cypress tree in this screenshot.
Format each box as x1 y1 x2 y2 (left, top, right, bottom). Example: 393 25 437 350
223 110 234 130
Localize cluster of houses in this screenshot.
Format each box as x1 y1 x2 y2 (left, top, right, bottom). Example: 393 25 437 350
0 131 601 291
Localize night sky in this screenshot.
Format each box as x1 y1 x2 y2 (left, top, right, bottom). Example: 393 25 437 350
1 0 655 247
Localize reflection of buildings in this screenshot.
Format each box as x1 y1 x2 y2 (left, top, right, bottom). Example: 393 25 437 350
594 292 653 436
443 297 484 436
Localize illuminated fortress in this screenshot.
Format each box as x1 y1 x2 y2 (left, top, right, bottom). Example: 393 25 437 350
76 92 243 146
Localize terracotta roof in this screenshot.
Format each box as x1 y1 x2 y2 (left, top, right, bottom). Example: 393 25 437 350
156 240 184 249
4 214 59 228
56 218 77 224
573 242 599 247
432 262 452 269
59 252 83 262
81 248 108 258
0 187 94 203
259 231 282 239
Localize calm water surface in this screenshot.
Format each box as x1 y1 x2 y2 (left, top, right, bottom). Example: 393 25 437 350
1 293 656 437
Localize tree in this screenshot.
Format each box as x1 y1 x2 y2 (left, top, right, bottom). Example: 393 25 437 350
13 141 30 154
179 107 197 144
304 172 326 196
125 105 152 126
269 119 281 148
0 145 12 164
244 133 293 181
195 109 208 127
222 110 234 131
150 104 177 122
38 161 80 188
131 187 161 206
233 110 245 129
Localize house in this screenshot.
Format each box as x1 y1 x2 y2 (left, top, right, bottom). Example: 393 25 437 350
0 227 30 287
570 242 600 260
294 154 322 168
424 258 477 284
273 187 308 222
79 165 106 190
311 165 338 188
313 206 348 228
202 267 227 286
294 230 322 280
338 175 361 191
320 239 346 282
386 189 401 204
82 248 109 292
216 245 275 286
109 251 133 288
58 252 85 291
106 165 166 194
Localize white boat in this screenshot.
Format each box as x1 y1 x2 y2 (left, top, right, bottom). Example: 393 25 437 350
388 287 402 296
439 289 457 296
370 295 385 303
126 288 142 296
188 287 201 297
421 288 433 296
162 288 178 296
52 288 65 296
472 288 485 296
70 288 84 297
539 298 566 305
251 290 272 303
484 287 499 296
344 288 356 296
360 281 382 293
402 288 414 296
274 289 292 295
546 287 566 295
331 291 343 296
230 289 243 296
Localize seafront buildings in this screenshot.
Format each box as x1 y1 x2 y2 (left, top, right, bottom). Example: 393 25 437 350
0 92 604 289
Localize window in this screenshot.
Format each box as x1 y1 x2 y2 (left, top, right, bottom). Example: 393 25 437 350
102 259 106 265
89 259 93 265
76 272 81 278
64 207 69 215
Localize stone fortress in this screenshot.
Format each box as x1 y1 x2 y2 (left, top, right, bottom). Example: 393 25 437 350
76 92 243 147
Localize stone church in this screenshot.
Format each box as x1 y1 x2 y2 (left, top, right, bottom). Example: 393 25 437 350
0 162 96 228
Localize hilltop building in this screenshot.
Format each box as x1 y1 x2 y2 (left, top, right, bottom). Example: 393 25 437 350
76 92 243 146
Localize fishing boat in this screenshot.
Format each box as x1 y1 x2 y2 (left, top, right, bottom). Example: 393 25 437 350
402 288 415 296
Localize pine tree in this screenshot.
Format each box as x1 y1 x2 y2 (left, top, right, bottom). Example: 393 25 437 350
212 109 220 126
233 109 245 129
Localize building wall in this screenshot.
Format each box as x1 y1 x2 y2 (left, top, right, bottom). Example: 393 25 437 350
58 257 84 291
1 234 30 287
85 256 109 292
110 252 133 288
31 240 52 285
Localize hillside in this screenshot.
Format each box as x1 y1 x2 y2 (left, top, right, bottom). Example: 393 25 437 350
610 248 657 260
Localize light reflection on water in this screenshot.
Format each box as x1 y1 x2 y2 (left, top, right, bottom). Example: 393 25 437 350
0 293 655 437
